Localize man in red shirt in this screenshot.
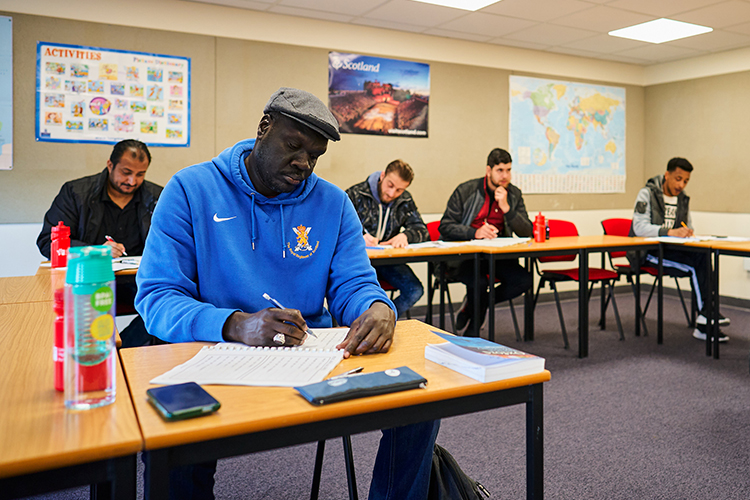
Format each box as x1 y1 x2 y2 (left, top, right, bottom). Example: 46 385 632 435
439 148 533 337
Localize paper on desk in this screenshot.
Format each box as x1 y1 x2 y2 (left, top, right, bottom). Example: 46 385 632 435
470 237 530 248
695 235 750 242
112 256 141 271
645 236 701 244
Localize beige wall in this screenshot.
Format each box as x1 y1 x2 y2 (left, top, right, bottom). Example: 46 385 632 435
645 71 750 214
1 11 645 223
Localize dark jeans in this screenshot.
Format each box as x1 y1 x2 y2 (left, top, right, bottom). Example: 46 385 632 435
647 247 708 312
456 258 532 337
376 264 424 318
145 420 441 500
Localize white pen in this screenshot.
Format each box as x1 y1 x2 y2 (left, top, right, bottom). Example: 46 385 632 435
329 367 364 380
262 293 318 338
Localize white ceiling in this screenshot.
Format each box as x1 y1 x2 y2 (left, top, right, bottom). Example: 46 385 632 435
187 0 750 65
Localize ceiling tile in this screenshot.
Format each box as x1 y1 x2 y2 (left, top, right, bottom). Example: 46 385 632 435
594 53 652 65
552 5 654 32
605 0 725 17
437 12 536 37
665 28 750 51
479 0 592 23
724 20 750 35
278 0 389 17
268 5 354 23
548 46 605 58
673 0 750 28
422 27 494 42
361 0 467 27
503 23 598 45
614 43 703 62
487 38 551 51
352 17 428 33
562 33 648 53
184 0 273 10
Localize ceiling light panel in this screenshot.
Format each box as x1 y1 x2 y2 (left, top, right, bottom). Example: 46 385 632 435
410 0 501 12
609 18 712 44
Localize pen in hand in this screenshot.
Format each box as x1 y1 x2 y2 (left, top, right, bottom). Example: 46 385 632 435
262 293 318 338
104 235 128 256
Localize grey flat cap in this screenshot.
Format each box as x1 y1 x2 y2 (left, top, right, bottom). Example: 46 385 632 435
264 87 341 142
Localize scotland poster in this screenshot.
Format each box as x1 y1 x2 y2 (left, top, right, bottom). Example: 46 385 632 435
328 52 429 138
36 42 190 147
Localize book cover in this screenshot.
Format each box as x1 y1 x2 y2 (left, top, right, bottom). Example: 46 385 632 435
425 331 545 383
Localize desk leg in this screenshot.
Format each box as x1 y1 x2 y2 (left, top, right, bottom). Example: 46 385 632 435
426 262 434 326
657 244 664 345
439 264 447 330
710 249 719 359
634 250 641 337
144 449 170 500
473 254 481 337
600 252 606 330
526 383 543 500
91 454 136 500
578 249 589 358
525 257 535 341
488 254 495 343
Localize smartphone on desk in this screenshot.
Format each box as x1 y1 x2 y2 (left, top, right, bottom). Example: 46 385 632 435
147 382 221 421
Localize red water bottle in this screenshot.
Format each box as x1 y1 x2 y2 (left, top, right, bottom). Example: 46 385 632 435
51 221 70 268
534 212 546 243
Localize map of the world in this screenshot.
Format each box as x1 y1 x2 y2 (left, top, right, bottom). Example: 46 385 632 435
509 76 625 193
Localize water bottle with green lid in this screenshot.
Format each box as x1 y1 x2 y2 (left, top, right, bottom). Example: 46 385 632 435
64 245 116 410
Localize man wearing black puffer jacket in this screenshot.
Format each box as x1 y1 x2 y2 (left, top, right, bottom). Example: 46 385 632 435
439 148 533 337
37 139 163 347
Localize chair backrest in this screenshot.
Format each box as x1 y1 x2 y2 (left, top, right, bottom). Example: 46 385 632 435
601 218 632 259
538 219 578 263
426 220 441 242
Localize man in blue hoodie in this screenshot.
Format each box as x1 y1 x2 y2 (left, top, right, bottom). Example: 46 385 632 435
136 88 438 500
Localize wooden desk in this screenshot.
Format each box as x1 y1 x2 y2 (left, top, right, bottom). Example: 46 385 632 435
0 274 52 305
477 236 658 358
0 301 142 499
367 245 484 330
121 320 551 499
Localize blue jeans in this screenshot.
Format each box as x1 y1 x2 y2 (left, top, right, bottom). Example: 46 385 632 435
377 264 424 318
152 420 441 500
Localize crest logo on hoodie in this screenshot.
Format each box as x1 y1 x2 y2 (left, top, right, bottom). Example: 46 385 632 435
288 225 319 259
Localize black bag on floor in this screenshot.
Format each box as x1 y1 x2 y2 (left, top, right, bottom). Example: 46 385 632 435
428 444 490 499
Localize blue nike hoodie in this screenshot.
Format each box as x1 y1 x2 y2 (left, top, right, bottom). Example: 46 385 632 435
135 138 393 343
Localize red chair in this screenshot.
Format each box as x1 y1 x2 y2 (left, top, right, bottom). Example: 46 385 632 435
425 221 520 341
601 218 695 330
533 219 623 348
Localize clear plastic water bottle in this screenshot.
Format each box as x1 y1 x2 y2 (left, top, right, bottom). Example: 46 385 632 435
64 245 116 410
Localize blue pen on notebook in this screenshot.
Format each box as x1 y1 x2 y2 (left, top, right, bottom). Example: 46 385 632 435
262 293 318 338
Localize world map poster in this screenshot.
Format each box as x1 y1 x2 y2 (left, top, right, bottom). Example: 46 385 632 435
509 76 625 193
36 42 190 147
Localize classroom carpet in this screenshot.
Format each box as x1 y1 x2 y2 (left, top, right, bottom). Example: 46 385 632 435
24 292 750 500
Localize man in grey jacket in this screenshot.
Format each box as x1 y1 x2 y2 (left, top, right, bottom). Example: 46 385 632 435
439 148 533 337
629 157 730 341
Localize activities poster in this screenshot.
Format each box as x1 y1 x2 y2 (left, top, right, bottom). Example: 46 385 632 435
0 16 12 169
328 52 429 138
509 76 626 193
36 42 190 147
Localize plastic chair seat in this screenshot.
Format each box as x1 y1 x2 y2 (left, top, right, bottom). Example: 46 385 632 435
540 267 619 282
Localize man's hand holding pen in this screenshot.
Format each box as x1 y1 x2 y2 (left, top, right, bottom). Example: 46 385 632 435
336 301 395 358
222 309 307 347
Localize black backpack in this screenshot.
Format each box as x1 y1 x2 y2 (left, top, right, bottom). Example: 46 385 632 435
428 444 490 499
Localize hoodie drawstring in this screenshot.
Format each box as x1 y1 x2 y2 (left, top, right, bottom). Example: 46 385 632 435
250 193 257 250
280 205 286 259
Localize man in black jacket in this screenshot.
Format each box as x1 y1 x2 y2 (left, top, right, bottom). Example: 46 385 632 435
346 159 429 318
439 148 533 337
37 139 162 259
37 139 163 347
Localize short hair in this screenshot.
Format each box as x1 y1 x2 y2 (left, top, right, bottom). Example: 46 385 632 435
384 159 414 184
667 157 693 173
487 148 512 167
110 139 151 166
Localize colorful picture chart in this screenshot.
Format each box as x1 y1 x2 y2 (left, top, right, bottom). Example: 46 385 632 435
36 42 190 147
0 16 12 169
328 52 430 138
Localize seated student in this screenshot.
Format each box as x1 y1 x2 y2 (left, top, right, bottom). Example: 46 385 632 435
346 159 429 318
37 139 163 347
628 157 730 342
135 87 439 500
439 148 533 337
